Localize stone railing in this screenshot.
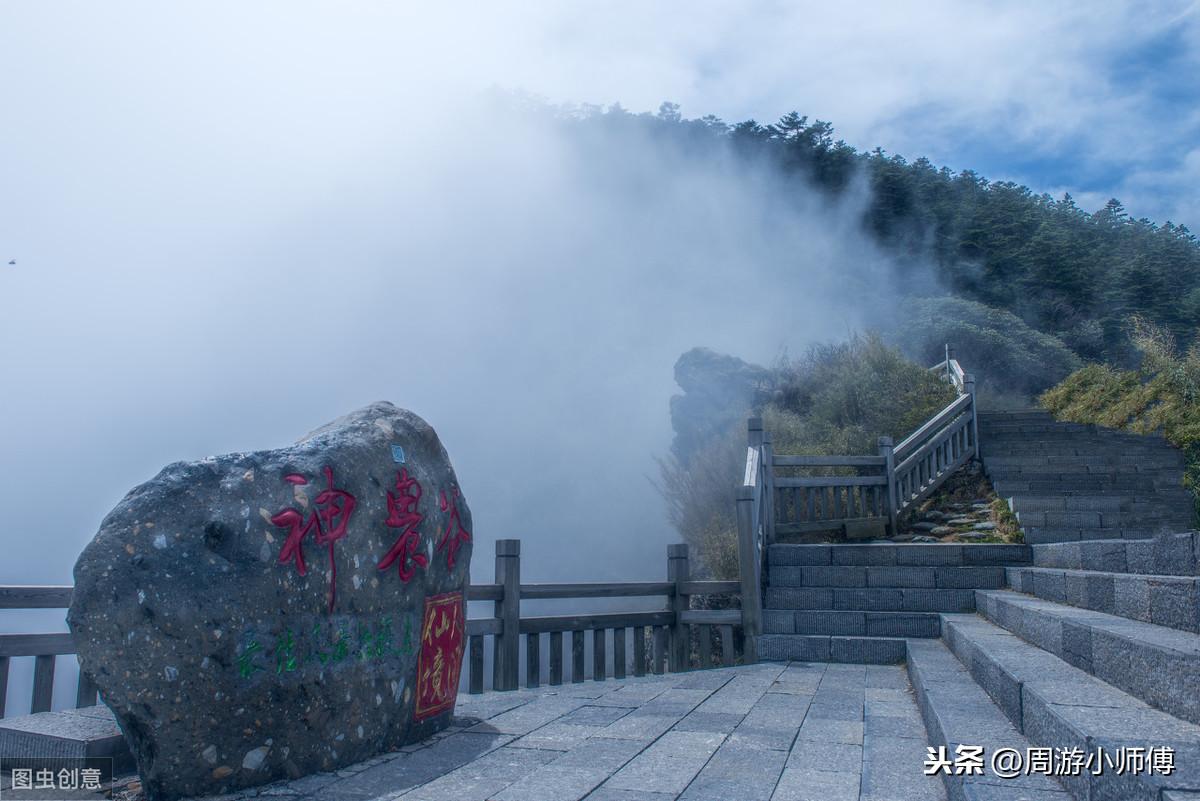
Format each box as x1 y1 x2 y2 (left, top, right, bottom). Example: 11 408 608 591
735 344 981 655
0 541 743 716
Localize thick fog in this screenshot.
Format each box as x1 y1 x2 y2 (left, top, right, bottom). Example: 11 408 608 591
3 0 1195 588
0 11 917 708
0 23 912 598
1 90 898 583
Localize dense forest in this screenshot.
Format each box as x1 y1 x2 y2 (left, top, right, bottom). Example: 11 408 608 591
624 102 1200 574
564 102 1200 367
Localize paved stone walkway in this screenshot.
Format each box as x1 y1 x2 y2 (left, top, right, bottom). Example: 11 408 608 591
221 662 946 801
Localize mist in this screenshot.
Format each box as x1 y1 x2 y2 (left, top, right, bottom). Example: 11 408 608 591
4 0 1195 591
0 3 937 712
1 91 901 580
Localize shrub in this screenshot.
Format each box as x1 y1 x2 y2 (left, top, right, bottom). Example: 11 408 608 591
657 428 743 579
659 335 957 577
768 334 955 454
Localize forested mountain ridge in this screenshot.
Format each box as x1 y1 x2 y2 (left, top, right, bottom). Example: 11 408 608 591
567 103 1200 365
613 101 1200 574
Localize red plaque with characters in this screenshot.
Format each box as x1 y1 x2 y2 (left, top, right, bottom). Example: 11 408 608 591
414 591 465 720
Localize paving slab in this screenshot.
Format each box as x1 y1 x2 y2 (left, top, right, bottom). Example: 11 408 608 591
155 662 952 801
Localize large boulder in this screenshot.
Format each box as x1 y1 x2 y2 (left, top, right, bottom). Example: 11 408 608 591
67 402 473 800
669 347 773 464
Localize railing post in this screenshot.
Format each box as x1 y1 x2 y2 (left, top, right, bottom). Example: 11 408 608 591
761 431 776 545
668 544 690 672
736 486 762 664
493 539 521 691
748 417 764 448
75 668 98 709
31 656 54 713
964 373 980 459
0 656 8 717
878 436 898 536
945 344 954 384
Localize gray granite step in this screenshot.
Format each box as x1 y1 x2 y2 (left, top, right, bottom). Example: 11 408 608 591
764 587 978 613
940 613 1200 801
1010 496 1129 513
994 477 1165 493
1021 526 1184 545
1009 494 1195 517
768 565 1008 590
983 429 1173 438
756 634 906 664
905 638 1072 801
995 470 1185 484
981 438 1175 450
764 609 941 638
767 543 1032 567
985 455 1184 468
974 589 1200 726
980 436 1178 450
978 410 1055 420
1031 533 1199 575
977 423 1094 435
1006 565 1200 632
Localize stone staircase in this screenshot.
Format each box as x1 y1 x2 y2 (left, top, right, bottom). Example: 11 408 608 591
759 543 1031 663
756 414 1200 800
979 409 1195 544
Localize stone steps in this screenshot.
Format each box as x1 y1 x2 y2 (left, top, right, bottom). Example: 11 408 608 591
980 435 1177 450
993 468 1185 482
974 589 1200 726
768 565 1008 589
980 433 1174 446
1009 495 1194 514
906 638 1072 801
1006 565 1200 632
767 543 1031 566
978 410 1056 419
994 480 1173 497
992 468 1183 481
756 633 906 663
1022 526 1184 545
764 586 979 612
994 476 1173 492
940 612 1200 801
759 544 1033 668
1013 510 1190 530
762 396 1198 799
986 454 1184 466
978 423 1095 434
1032 533 1199 575
765 608 941 637
986 447 1180 460
980 428 1171 441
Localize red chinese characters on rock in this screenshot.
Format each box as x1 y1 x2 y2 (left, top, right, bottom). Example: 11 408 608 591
414 591 464 720
272 466 357 613
436 487 471 570
377 468 429 582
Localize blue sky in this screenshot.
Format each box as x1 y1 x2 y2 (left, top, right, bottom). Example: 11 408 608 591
2 2 1197 227
656 2 1200 227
